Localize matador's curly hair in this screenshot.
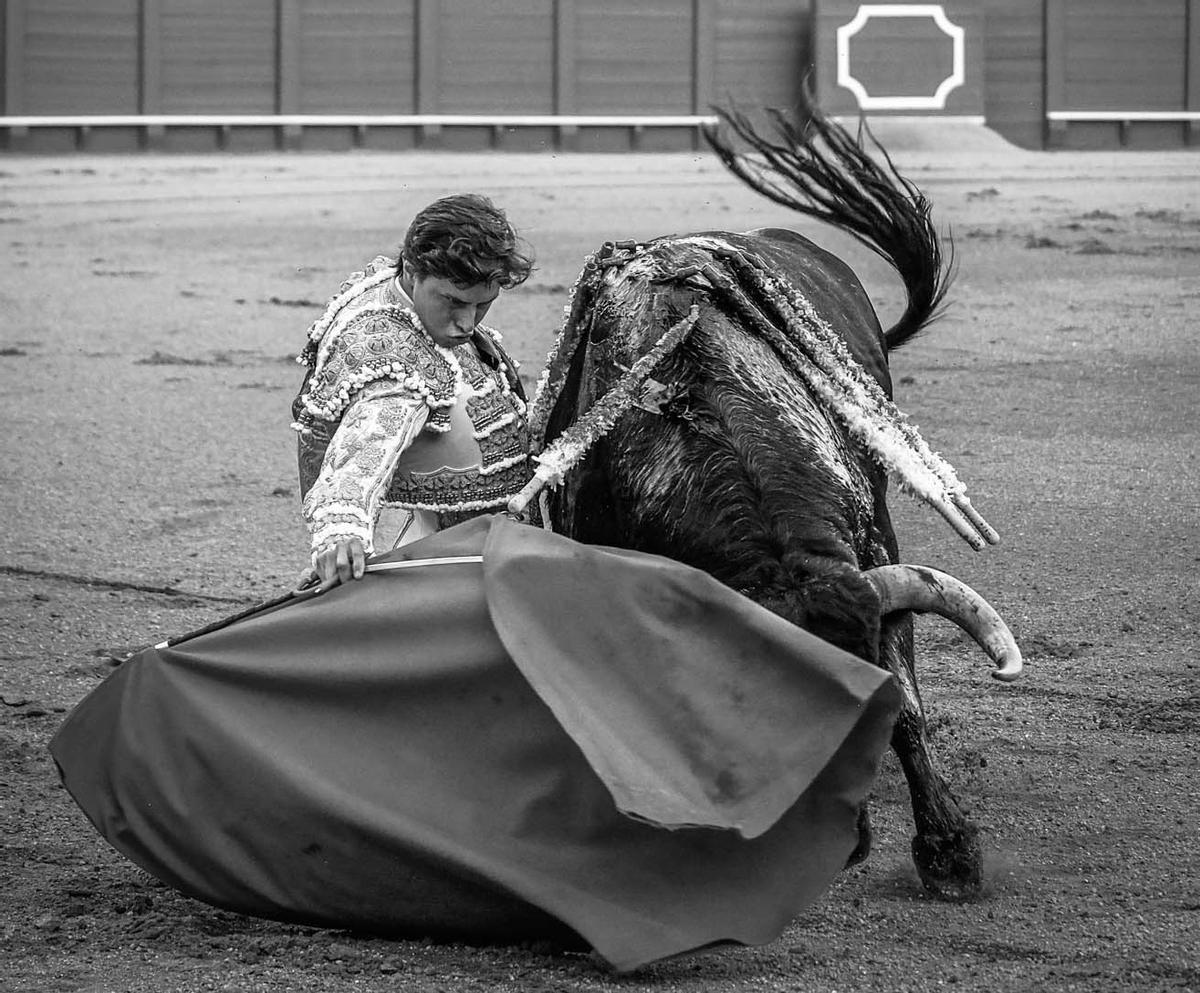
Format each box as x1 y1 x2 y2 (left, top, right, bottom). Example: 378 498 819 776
400 193 534 289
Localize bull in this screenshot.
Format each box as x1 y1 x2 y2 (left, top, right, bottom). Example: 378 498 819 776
510 98 1022 898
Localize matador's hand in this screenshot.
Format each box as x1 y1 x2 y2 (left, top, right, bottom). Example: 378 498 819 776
313 538 367 593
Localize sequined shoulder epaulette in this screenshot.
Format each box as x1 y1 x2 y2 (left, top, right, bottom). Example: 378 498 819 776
295 255 398 368
297 306 460 423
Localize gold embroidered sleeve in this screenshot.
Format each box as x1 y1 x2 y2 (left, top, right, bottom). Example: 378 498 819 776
303 380 429 562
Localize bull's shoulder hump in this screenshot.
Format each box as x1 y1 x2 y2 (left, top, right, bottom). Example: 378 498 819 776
680 228 818 252
742 227 861 276
741 226 820 251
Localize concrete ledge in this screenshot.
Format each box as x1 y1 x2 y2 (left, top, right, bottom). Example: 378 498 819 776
834 115 1024 152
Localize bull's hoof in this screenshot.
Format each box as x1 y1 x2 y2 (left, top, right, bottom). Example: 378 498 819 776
845 805 872 868
911 825 983 900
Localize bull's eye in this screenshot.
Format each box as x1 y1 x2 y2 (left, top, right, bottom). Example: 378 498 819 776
660 389 694 421
587 319 610 346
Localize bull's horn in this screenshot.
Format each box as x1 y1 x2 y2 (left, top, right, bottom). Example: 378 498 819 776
864 564 1023 681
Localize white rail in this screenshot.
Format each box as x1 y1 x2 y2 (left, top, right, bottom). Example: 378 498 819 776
0 113 719 129
1047 110 1200 122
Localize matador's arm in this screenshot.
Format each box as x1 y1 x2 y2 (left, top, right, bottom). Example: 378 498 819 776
303 380 429 566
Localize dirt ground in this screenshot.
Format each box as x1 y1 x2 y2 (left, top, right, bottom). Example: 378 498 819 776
1 128 1198 992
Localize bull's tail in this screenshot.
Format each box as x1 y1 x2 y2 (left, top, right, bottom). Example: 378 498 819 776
702 92 952 350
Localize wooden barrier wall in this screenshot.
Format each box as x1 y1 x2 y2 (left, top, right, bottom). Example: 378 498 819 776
0 0 812 152
979 0 1046 150
1044 0 1200 148
2 0 1197 152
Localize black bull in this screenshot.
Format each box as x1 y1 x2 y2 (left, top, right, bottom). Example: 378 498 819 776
513 106 1022 897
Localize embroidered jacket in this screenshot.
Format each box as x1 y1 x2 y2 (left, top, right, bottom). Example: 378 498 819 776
291 257 530 561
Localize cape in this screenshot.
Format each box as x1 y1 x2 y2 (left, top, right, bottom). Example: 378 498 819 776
50 516 898 972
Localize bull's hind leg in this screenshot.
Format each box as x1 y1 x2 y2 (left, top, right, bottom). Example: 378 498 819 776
880 614 983 898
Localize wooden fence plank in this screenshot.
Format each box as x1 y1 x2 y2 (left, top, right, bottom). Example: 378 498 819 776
436 0 553 114
979 0 1045 148
276 0 300 147
1044 0 1067 145
277 0 300 114
713 0 810 113
140 0 162 114
555 0 577 147
555 0 576 113
1063 3 1187 109
692 0 715 114
140 0 163 146
1188 0 1200 142
297 0 415 114
576 0 692 114
415 0 439 114
159 0 276 114
415 0 439 143
3 0 25 117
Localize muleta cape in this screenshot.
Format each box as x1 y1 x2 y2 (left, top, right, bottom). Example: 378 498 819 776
50 516 899 972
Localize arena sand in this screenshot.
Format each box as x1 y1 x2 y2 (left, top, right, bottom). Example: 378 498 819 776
1 134 1198 992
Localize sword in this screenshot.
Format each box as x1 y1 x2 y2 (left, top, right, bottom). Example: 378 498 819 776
134 555 486 654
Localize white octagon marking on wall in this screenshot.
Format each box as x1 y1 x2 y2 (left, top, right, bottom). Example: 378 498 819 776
836 4 965 110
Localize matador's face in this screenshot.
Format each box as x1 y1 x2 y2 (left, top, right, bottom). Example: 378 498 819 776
404 266 500 350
